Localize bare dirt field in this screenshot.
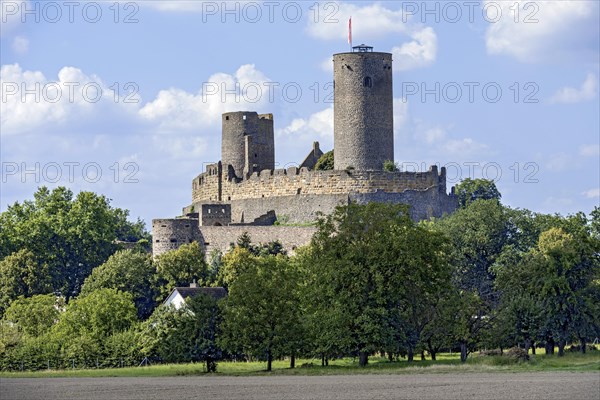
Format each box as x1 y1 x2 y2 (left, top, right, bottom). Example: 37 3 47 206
2 372 599 400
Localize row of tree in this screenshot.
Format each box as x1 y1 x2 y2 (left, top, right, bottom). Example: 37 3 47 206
0 183 598 371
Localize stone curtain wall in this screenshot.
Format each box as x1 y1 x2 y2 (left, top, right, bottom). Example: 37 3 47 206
198 226 318 256
192 166 446 204
229 193 349 224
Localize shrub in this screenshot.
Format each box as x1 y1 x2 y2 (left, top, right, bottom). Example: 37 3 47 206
478 349 503 357
383 160 399 172
505 347 529 361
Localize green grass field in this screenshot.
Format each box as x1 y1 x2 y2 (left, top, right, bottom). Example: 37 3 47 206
2 351 599 378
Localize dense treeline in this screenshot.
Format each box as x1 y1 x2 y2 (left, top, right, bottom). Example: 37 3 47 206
0 184 598 371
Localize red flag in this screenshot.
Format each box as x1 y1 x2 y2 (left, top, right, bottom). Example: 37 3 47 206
348 17 352 46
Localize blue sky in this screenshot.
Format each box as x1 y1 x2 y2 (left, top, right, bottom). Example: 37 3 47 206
1 1 599 229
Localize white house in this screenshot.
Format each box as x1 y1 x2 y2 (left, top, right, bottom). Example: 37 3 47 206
163 283 227 310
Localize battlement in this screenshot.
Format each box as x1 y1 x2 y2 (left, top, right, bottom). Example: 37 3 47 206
192 163 448 205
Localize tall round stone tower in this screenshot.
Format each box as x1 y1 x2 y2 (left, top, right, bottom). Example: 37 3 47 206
333 45 393 171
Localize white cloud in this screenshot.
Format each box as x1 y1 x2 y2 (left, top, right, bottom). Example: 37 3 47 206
544 153 572 172
0 64 139 135
0 0 28 37
307 2 437 72
152 135 209 159
1 63 273 136
423 127 445 144
540 196 575 213
143 1 213 12
306 2 408 41
441 137 489 156
391 27 437 72
277 106 333 142
549 73 598 104
320 56 333 73
12 36 29 55
139 64 271 131
485 1 599 62
580 144 600 157
393 98 409 137
274 107 334 164
410 121 489 158
582 188 600 199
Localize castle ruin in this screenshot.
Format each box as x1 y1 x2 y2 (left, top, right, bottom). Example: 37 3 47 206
152 46 458 257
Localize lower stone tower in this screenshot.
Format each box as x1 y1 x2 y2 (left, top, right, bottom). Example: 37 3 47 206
333 46 393 171
221 111 275 178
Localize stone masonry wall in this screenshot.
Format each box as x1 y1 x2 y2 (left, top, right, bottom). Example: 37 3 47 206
192 166 445 204
198 226 317 256
152 218 201 257
229 193 349 224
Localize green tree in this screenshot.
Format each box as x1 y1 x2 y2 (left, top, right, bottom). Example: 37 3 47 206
154 242 209 300
419 292 462 360
303 203 452 366
454 178 501 208
3 294 62 337
314 150 334 170
0 187 149 301
0 249 52 317
138 293 223 371
590 206 600 239
219 248 301 371
433 200 516 361
207 249 223 285
52 288 137 343
80 250 158 318
503 228 598 355
232 232 287 257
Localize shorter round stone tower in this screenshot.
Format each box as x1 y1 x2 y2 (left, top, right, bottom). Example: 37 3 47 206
333 45 394 171
221 111 275 178
221 112 256 178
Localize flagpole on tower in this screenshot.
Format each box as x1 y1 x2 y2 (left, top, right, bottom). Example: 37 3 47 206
348 17 352 50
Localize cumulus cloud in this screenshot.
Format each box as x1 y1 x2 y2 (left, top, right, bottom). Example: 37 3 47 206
278 96 409 150
142 0 213 12
0 64 140 135
579 144 600 157
277 107 333 142
544 153 572 172
549 73 598 104
393 98 409 137
12 36 29 55
485 1 599 62
582 188 600 199
139 64 271 131
391 27 437 72
0 0 28 37
320 56 333 73
307 2 437 72
410 121 490 159
1 63 273 136
441 137 489 156
306 2 408 41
